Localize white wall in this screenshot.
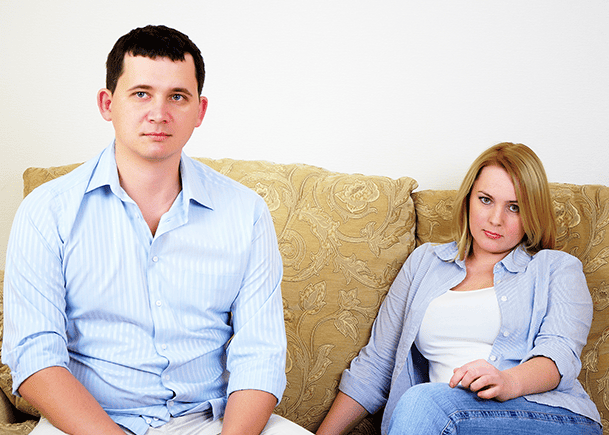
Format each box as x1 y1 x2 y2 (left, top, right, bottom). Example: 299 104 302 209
1 0 608 269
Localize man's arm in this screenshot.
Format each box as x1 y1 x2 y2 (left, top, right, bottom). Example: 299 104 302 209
19 367 125 435
221 389 277 435
224 202 287 414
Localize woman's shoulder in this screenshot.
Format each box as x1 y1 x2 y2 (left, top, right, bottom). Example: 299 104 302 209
414 241 458 259
531 248 583 268
404 242 458 271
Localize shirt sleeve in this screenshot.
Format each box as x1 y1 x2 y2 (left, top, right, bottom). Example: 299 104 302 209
523 251 593 391
338 245 425 413
225 199 287 402
2 188 71 395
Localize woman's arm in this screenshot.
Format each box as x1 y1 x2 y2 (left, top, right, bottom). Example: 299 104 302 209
316 392 368 435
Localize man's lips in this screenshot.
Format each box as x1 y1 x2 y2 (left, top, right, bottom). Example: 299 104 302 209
483 230 502 240
144 132 172 140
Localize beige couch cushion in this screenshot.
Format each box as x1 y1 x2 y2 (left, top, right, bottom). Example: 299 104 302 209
193 158 418 429
413 183 609 429
9 158 419 432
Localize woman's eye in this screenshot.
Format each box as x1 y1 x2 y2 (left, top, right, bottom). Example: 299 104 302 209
509 204 520 213
479 196 491 205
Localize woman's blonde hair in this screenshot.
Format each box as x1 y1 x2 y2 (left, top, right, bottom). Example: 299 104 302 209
453 142 557 260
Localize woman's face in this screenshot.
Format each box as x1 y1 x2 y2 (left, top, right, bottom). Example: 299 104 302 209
468 165 525 262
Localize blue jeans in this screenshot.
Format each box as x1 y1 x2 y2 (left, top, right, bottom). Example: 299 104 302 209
388 383 601 435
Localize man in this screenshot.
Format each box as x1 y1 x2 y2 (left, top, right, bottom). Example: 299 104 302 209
2 25 310 435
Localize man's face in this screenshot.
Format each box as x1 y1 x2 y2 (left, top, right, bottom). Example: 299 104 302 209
98 54 207 165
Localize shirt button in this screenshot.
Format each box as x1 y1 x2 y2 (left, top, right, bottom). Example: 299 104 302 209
156 300 162 307
152 256 159 262
500 296 508 302
503 331 510 337
161 344 167 350
490 355 497 361
164 374 170 381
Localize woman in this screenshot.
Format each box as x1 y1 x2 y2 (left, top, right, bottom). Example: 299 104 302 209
316 143 602 435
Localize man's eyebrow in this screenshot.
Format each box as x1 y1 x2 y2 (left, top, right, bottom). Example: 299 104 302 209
171 87 195 97
126 85 194 97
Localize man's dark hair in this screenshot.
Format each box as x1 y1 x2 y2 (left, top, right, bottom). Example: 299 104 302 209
106 25 205 95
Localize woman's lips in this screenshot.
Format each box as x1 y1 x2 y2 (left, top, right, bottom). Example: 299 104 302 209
484 230 502 240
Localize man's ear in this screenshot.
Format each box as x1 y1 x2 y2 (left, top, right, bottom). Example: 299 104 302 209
97 88 113 122
195 96 209 127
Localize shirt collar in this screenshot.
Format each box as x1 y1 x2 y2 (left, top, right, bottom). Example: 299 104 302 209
86 142 125 200
85 141 214 210
433 240 532 273
179 153 214 210
499 244 532 273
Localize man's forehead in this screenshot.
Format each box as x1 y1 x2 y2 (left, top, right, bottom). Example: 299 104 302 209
118 53 198 87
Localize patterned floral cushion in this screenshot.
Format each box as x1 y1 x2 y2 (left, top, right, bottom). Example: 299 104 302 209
193 158 418 432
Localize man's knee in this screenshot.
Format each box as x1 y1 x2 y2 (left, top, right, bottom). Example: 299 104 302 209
261 414 313 434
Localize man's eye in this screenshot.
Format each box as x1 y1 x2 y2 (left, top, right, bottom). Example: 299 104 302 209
135 91 147 98
171 94 185 101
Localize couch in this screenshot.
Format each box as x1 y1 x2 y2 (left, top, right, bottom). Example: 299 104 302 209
0 158 607 435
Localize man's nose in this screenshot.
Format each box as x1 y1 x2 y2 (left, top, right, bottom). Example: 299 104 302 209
148 99 170 124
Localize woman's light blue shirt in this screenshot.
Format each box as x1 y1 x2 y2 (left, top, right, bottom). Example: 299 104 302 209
2 143 286 435
339 242 600 435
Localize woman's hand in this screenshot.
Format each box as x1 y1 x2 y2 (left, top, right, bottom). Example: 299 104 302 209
449 357 560 402
449 359 518 401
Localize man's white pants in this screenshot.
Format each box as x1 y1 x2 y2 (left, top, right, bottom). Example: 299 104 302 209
32 412 313 435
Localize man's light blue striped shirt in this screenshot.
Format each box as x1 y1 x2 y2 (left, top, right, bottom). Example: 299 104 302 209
2 143 286 435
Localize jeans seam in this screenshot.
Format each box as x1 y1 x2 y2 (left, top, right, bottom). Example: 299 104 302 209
440 409 598 434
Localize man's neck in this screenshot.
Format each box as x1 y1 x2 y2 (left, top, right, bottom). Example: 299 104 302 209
115 152 182 236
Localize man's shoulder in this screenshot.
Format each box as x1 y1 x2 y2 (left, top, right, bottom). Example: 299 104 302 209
184 155 266 203
22 157 99 208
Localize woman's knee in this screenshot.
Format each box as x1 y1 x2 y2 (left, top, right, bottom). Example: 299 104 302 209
389 384 459 434
396 383 455 410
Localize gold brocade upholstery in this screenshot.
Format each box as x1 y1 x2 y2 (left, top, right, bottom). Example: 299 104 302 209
0 159 607 434
193 158 418 432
